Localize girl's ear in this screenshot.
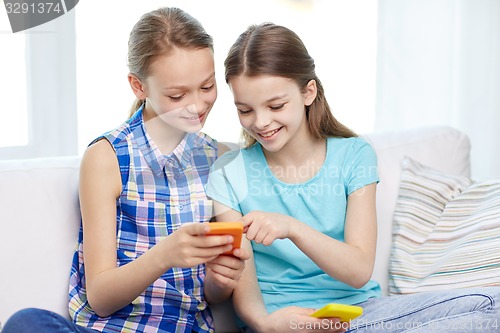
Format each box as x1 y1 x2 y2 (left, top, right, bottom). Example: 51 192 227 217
303 79 318 107
128 74 147 100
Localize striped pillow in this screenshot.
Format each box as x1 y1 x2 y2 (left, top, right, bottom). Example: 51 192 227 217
388 157 500 295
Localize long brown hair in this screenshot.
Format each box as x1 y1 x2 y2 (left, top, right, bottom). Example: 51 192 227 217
224 22 356 147
127 7 213 117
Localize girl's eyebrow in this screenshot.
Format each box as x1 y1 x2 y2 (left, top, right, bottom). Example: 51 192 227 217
199 72 216 84
266 94 287 103
162 72 216 91
235 94 287 106
234 101 249 107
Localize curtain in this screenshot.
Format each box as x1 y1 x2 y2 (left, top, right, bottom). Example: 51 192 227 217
376 0 500 181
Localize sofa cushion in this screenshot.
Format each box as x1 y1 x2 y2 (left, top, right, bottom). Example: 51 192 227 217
388 157 500 294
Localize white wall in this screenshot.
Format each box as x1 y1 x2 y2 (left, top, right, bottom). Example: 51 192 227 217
75 0 378 151
376 0 500 181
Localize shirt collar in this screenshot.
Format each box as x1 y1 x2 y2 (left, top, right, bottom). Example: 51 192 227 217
128 105 166 175
176 133 198 165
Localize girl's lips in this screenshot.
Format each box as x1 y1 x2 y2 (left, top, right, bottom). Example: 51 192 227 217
184 111 206 123
257 127 282 140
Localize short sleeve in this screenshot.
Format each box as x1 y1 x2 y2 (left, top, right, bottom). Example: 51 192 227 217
346 139 379 195
205 150 245 213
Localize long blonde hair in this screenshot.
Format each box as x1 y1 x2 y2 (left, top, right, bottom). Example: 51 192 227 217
224 23 356 147
127 7 213 117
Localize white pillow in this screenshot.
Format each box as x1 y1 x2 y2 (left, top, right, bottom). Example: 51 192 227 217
362 125 471 295
389 157 500 294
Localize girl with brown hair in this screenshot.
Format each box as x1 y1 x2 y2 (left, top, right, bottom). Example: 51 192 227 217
207 22 500 333
3 7 248 333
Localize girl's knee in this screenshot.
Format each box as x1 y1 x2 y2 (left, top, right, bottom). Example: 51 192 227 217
446 289 497 313
477 286 500 310
7 307 47 323
3 308 54 332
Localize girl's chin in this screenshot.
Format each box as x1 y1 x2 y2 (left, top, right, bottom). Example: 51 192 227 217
258 138 286 153
188 120 207 131
183 125 203 133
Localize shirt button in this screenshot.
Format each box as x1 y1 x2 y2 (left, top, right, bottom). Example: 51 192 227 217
178 204 183 210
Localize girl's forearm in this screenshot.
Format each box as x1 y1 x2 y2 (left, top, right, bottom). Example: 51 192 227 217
232 241 268 331
290 222 374 288
233 278 268 331
86 243 171 317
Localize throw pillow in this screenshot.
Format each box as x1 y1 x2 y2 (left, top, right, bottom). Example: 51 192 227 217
389 156 500 295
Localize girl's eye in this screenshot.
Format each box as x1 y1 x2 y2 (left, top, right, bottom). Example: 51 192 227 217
202 83 215 91
237 108 252 115
270 104 285 111
169 95 184 101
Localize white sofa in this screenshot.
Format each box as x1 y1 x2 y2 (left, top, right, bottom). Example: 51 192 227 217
0 126 471 332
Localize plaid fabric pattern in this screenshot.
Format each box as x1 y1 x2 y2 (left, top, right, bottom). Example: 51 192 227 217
69 105 218 333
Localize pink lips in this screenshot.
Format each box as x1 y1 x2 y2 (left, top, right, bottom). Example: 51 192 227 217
257 127 282 140
184 111 206 123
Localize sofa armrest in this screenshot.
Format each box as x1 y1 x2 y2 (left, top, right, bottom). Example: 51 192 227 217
0 156 81 323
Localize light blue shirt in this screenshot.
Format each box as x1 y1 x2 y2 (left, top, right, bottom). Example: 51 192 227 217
206 137 381 314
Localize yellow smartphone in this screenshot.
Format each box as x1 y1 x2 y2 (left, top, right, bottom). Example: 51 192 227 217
206 222 243 255
311 303 363 322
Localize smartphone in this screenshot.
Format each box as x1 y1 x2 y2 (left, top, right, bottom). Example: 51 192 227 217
310 303 363 322
206 222 243 255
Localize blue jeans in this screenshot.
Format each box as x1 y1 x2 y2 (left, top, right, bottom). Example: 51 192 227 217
346 287 500 332
238 287 500 332
1 308 97 333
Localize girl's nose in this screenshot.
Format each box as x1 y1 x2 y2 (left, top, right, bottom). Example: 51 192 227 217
253 111 272 130
186 99 207 116
186 103 199 114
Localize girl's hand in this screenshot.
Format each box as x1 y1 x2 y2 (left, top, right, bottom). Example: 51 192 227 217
205 247 250 290
162 222 234 268
242 211 297 245
258 306 346 333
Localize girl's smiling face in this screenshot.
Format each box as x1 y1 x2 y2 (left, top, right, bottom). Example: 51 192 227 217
228 74 316 152
142 47 217 133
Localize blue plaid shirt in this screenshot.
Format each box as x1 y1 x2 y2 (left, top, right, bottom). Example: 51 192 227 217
69 106 218 332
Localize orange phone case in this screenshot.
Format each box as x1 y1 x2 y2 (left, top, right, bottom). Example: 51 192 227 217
310 303 363 322
206 222 243 255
